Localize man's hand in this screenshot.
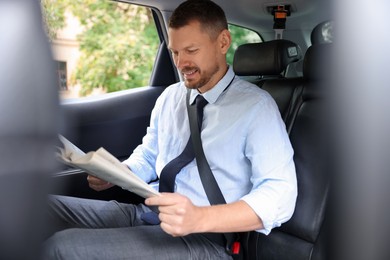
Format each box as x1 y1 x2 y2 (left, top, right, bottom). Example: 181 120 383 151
146 193 263 236
87 175 114 191
145 193 205 237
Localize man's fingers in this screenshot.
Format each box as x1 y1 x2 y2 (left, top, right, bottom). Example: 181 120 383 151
87 175 108 185
145 193 183 207
157 205 183 216
87 175 113 191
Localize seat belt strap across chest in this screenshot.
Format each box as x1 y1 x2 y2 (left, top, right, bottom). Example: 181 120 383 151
186 86 242 258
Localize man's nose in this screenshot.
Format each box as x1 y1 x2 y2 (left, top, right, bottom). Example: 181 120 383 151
175 53 189 69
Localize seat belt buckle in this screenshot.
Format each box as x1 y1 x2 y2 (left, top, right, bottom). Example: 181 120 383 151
227 241 243 260
231 241 241 255
226 241 240 254
229 241 244 260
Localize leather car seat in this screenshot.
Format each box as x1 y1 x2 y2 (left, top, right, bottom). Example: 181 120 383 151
233 40 304 128
246 43 332 260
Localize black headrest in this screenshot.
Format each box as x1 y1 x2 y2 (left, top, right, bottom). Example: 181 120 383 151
233 40 302 76
311 21 333 45
302 43 333 81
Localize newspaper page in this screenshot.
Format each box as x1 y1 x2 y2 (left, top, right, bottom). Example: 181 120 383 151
57 135 160 198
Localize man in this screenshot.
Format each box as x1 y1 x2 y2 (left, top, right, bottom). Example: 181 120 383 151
44 0 297 259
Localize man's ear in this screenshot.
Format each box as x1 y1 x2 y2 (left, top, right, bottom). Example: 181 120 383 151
219 29 231 54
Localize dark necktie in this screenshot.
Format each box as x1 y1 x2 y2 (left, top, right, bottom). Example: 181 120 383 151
159 95 208 192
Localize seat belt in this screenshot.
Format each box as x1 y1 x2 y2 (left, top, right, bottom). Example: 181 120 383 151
186 89 244 259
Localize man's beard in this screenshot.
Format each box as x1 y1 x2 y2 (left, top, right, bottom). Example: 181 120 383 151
182 64 220 90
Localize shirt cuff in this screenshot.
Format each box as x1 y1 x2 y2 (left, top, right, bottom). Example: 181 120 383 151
240 184 296 235
241 195 278 235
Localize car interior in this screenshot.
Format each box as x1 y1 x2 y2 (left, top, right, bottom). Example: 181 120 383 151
44 0 332 259
2 0 389 259
48 1 332 259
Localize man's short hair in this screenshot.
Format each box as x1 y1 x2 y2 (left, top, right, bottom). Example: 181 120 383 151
168 0 228 39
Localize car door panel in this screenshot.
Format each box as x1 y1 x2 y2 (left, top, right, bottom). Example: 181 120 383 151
52 86 164 203
61 86 164 160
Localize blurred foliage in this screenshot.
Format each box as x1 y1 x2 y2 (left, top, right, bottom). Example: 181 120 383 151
41 0 67 39
42 1 260 96
42 0 159 96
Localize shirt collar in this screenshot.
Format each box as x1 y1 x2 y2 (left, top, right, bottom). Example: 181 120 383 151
189 66 235 105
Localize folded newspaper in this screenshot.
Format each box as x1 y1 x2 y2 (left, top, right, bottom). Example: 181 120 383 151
57 135 160 198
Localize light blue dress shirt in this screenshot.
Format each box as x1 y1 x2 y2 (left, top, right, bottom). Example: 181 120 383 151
123 66 297 234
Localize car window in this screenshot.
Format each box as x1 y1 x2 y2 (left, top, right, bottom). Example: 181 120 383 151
41 0 160 99
227 24 262 65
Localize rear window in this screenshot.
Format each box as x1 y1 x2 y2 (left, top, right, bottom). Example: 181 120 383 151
41 1 261 99
41 0 159 99
227 24 262 65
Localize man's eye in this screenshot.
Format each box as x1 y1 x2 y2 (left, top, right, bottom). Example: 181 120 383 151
187 49 198 54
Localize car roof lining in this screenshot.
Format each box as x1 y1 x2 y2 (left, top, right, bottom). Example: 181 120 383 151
121 0 332 40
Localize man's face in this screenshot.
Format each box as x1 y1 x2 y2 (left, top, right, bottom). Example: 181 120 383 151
168 21 230 93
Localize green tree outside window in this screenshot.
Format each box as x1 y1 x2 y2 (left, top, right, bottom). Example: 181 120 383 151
42 1 261 97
